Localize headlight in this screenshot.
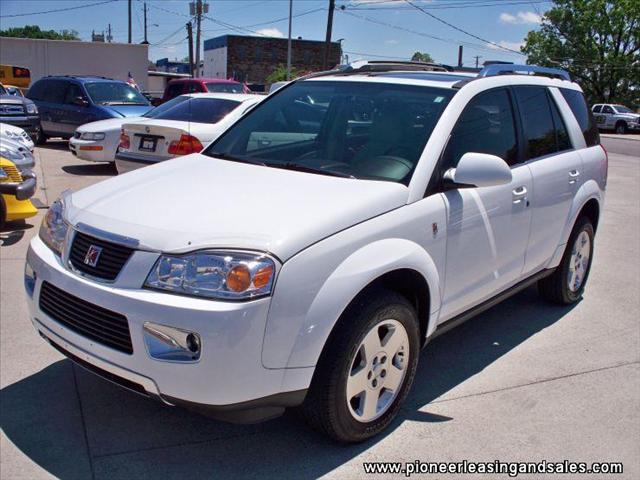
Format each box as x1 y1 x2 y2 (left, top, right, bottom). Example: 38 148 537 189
39 195 69 256
145 251 276 300
26 103 38 114
80 132 105 141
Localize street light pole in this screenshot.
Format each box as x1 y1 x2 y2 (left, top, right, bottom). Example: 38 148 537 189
287 0 293 80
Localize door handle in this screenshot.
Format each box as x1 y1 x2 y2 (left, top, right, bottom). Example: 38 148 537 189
512 186 528 204
569 169 580 184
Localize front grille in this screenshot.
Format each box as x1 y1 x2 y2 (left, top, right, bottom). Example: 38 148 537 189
44 334 146 395
0 164 22 182
69 231 134 281
39 282 133 354
0 104 25 116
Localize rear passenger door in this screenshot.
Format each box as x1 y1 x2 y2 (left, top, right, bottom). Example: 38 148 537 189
37 80 67 135
439 88 533 320
514 86 583 276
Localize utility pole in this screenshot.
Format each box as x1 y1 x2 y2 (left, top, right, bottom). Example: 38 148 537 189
107 23 112 43
142 2 148 44
190 0 208 78
457 45 463 68
474 55 482 68
322 0 335 70
286 0 292 80
187 22 194 78
128 0 132 43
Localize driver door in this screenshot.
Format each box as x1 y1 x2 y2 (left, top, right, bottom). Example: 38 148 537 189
438 88 533 321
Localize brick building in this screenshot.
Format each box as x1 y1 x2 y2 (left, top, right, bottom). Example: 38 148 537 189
203 34 341 85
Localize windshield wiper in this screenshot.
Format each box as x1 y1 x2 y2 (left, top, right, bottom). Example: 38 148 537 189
210 152 267 166
270 163 355 178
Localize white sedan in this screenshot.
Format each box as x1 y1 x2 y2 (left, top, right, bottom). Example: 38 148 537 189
115 93 262 174
68 95 197 163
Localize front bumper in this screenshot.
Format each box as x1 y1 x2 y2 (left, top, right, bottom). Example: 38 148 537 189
0 175 36 200
0 115 40 138
25 236 312 420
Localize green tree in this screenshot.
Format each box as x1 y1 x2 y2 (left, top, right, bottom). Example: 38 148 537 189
0 25 79 40
522 0 639 106
411 51 434 63
266 64 304 83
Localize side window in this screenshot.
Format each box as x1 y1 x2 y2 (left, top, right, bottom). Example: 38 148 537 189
186 82 201 93
166 83 183 99
559 88 600 147
548 93 572 151
593 105 602 113
43 80 68 103
513 86 557 159
602 105 614 114
26 80 45 101
64 83 84 104
442 88 518 173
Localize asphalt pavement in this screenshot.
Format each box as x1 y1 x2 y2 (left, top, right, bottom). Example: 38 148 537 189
1 137 638 479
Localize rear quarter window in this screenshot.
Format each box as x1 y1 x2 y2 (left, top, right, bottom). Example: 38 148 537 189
560 88 600 147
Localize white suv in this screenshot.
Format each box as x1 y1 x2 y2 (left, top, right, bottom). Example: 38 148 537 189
25 62 607 442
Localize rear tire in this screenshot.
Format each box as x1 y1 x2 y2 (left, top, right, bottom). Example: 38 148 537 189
538 216 594 305
35 129 47 145
300 289 420 443
615 121 628 134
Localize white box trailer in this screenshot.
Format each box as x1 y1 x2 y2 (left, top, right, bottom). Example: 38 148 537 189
0 37 149 90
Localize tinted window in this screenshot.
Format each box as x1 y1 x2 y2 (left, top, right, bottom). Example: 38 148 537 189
166 83 184 99
593 105 602 113
560 88 599 147
602 105 614 114
153 97 239 123
64 83 84 104
548 94 571 151
514 86 558 159
206 82 244 93
206 81 454 183
442 88 518 173
144 95 189 118
41 79 68 103
85 82 149 105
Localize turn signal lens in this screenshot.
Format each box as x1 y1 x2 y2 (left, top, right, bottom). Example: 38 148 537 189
253 264 274 289
119 129 130 150
227 265 251 292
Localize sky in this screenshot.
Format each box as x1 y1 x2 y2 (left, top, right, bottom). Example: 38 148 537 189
0 0 552 67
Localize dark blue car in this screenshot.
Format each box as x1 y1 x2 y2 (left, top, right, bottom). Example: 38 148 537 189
26 76 152 144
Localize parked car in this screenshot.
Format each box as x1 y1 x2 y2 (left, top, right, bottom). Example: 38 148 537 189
69 94 205 163
115 93 262 173
0 135 35 174
1 123 35 151
591 103 640 134
160 78 247 104
26 76 152 144
0 83 41 142
25 62 606 442
0 156 37 230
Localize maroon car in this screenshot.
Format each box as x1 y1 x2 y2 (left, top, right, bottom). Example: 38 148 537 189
160 78 247 104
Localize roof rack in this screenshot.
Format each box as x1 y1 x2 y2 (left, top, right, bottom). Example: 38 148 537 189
345 60 453 73
478 64 570 81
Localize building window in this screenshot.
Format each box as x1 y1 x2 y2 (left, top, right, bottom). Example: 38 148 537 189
255 46 263 62
304 50 311 64
237 46 246 61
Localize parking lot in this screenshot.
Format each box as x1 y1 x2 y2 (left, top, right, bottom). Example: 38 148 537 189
1 137 639 479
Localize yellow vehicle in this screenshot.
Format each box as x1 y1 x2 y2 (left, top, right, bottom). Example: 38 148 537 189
0 157 37 230
0 65 31 91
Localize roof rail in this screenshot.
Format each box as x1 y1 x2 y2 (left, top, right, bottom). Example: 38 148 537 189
478 64 570 81
346 60 452 73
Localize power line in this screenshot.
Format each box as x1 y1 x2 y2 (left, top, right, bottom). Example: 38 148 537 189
0 0 117 18
403 0 524 55
344 0 551 10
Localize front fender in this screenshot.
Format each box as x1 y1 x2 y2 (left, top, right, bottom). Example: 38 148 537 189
264 238 441 369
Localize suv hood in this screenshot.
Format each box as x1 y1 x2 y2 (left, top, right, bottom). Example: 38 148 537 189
66 154 408 260
101 104 153 118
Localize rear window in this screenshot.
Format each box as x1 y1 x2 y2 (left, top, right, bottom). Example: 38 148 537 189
206 82 244 93
560 88 599 147
144 95 189 118
153 97 240 123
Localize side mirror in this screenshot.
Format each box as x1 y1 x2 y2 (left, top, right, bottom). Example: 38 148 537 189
444 152 512 188
73 96 89 107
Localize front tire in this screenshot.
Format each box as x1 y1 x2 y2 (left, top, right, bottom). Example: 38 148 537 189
615 121 628 134
300 289 420 442
539 216 595 305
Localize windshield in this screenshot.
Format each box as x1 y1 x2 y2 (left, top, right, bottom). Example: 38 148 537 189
204 80 455 183
151 97 240 123
143 95 189 118
84 82 149 106
206 82 244 93
613 105 633 114
0 85 6 95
